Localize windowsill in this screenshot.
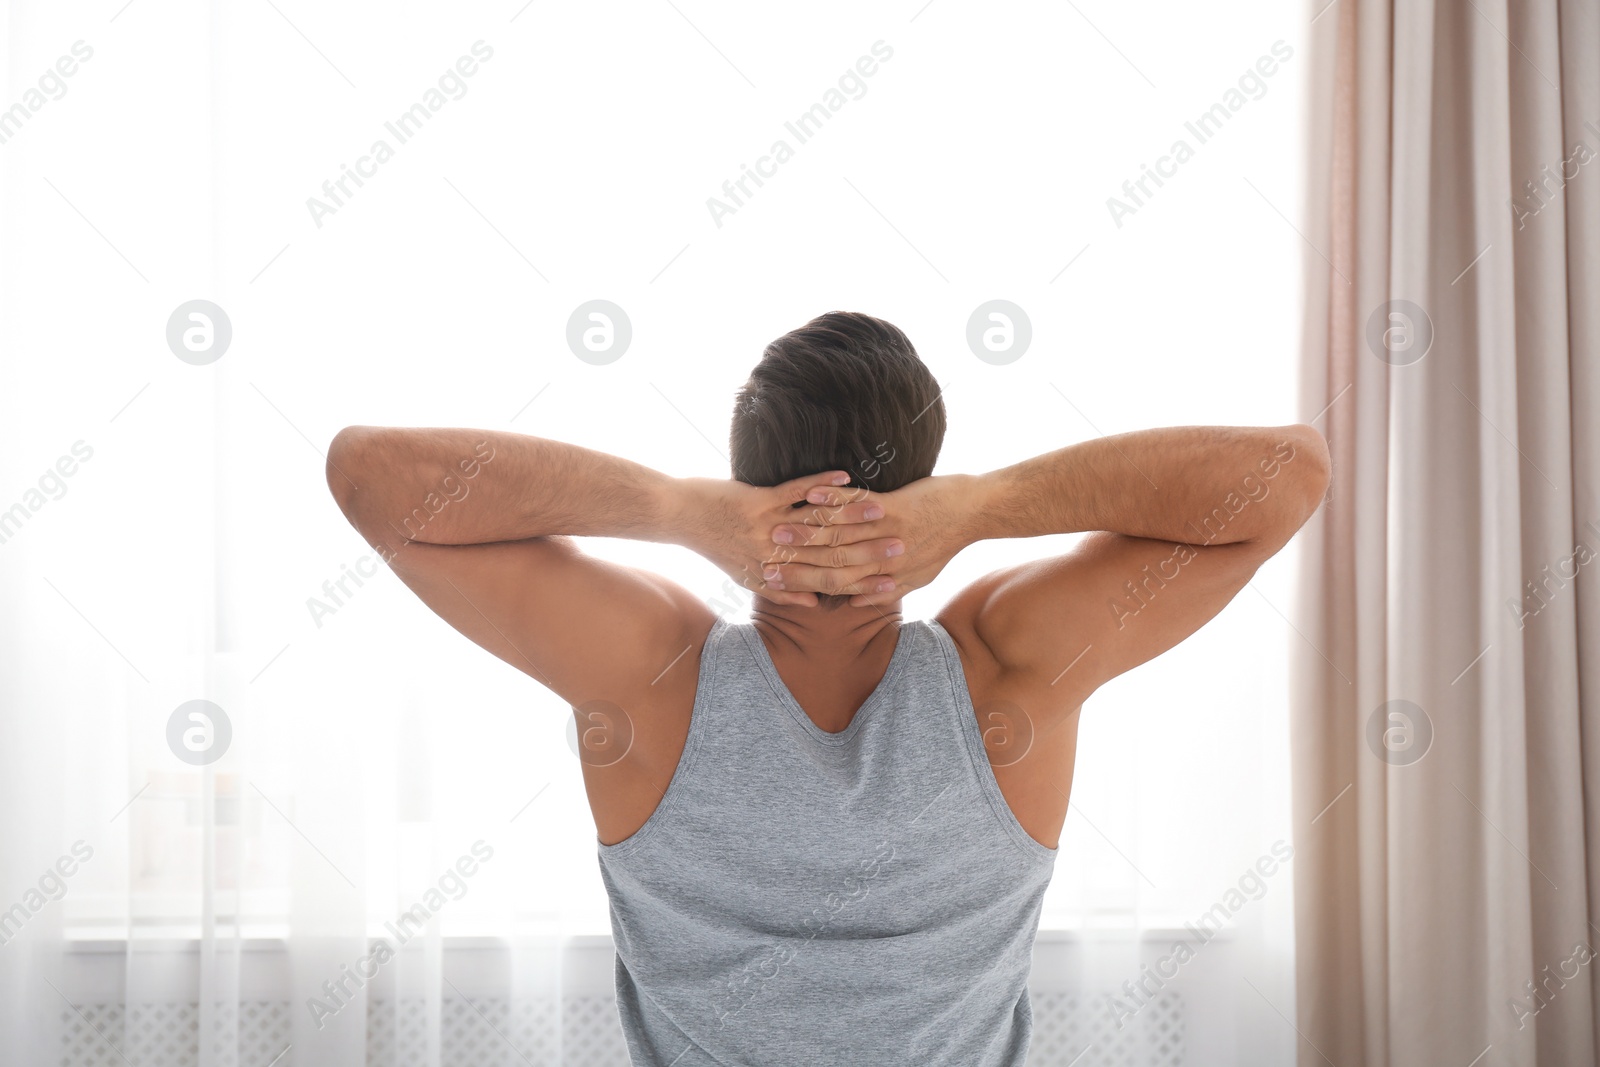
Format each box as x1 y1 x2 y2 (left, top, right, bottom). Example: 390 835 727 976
60 925 1234 951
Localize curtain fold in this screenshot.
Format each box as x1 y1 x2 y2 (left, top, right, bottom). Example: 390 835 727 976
1294 0 1600 1063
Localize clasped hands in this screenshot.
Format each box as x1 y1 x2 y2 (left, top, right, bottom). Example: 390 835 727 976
683 469 973 610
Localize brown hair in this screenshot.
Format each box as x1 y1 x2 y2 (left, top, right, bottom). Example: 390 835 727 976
729 311 946 608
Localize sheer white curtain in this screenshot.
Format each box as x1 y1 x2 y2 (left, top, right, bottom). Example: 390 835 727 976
2 1 1310 1063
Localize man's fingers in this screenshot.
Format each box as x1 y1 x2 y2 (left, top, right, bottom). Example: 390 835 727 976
764 538 903 568
800 485 879 509
770 518 882 548
761 561 897 596
777 470 853 506
809 499 884 525
740 571 818 607
732 563 813 606
773 501 885 541
784 483 877 517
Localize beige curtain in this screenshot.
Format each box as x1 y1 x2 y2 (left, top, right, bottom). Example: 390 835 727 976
1293 0 1600 1063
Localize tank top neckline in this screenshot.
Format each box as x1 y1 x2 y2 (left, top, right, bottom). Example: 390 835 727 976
737 618 918 746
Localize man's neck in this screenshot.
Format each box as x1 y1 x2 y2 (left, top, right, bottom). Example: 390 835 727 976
749 599 904 661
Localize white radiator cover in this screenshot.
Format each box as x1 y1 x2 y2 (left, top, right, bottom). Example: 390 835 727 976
54 932 1218 1066
57 993 1184 1067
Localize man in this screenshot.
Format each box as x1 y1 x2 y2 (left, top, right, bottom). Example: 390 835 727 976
326 310 1329 1066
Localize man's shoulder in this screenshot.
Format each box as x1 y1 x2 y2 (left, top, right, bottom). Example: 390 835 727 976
931 573 1010 704
931 560 1096 721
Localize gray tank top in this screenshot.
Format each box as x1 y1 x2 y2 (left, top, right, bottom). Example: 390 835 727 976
596 615 1057 1066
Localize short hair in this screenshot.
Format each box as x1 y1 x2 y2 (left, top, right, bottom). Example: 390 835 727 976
729 311 946 609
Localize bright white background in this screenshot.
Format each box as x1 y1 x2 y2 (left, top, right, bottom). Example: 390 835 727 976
1 0 1312 1062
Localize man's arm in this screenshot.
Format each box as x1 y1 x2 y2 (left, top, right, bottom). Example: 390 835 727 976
323 425 902 705
955 424 1330 712
326 426 699 707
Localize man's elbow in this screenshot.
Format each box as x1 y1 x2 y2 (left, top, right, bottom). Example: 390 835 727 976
326 425 376 516
1276 423 1331 528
